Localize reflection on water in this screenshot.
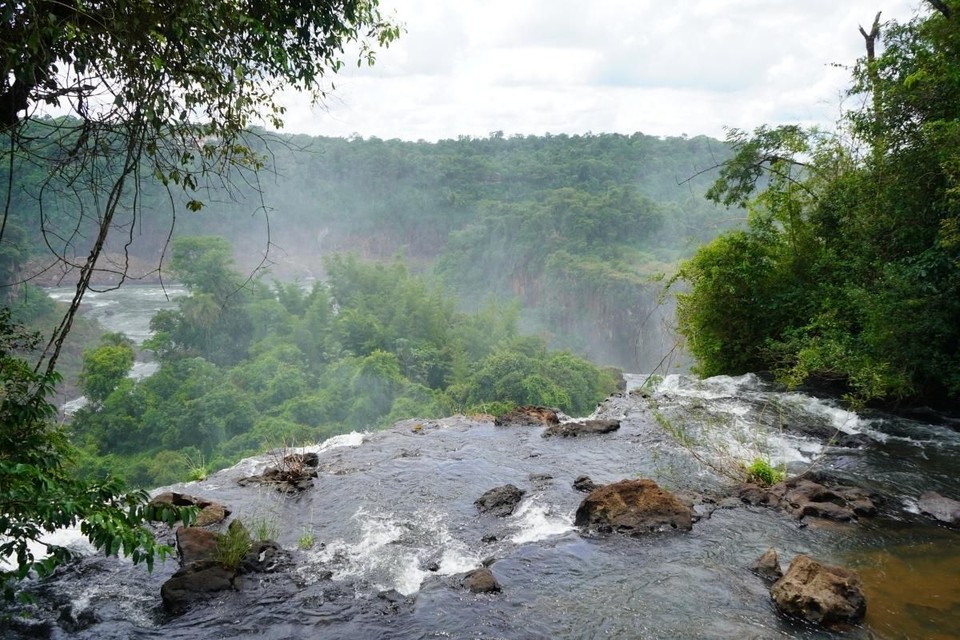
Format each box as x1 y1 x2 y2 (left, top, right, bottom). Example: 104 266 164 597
848 523 960 640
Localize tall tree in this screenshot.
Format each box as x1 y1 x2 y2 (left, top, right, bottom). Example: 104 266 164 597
0 1 398 594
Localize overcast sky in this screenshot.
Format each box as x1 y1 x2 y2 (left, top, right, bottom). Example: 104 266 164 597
276 0 921 142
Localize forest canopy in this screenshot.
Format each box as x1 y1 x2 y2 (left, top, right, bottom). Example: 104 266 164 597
676 2 960 406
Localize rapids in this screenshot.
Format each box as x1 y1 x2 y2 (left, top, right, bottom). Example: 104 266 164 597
4 374 959 639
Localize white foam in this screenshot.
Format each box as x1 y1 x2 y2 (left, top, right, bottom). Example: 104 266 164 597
509 498 575 544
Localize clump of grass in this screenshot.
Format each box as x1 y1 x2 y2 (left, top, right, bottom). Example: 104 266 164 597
250 515 280 542
215 520 252 571
744 458 786 486
184 452 209 482
297 528 316 550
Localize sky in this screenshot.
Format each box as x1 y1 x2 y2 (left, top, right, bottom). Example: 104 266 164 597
276 0 921 142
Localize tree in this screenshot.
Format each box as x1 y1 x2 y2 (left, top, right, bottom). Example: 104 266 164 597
0 311 191 599
1 0 398 594
79 338 135 405
676 2 960 405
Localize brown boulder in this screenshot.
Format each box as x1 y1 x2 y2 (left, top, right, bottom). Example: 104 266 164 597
770 555 866 626
752 547 783 582
494 405 560 427
574 479 693 534
175 526 218 566
463 567 501 594
149 492 231 525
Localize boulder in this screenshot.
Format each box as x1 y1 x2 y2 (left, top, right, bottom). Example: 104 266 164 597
573 475 599 493
175 526 218 566
918 491 960 526
241 540 292 574
574 479 693 534
740 477 878 523
475 484 525 517
149 492 230 524
463 567 501 594
494 405 560 427
770 555 866 626
542 419 620 438
160 560 238 614
752 547 783 582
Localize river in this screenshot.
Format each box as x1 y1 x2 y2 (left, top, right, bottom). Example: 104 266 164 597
5 287 959 639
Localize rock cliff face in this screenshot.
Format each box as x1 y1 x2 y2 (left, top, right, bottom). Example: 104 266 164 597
574 479 693 534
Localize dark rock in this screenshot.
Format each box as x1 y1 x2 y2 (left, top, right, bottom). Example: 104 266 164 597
752 547 783 582
241 540 292 573
424 561 440 572
529 473 554 487
542 419 620 438
175 526 218 566
494 405 560 427
463 567 501 594
481 534 498 543
57 603 99 632
770 555 866 626
160 560 238 614
475 484 525 517
918 491 960 526
574 479 693 534
573 475 599 493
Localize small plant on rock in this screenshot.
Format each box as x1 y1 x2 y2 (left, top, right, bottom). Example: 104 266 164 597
250 515 280 542
297 529 316 550
745 458 786 487
215 520 252 571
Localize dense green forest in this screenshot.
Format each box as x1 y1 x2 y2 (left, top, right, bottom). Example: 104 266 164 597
676 3 960 407
65 237 620 486
6 129 731 370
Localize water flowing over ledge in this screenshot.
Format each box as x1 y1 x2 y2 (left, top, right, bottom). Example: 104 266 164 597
6 375 960 639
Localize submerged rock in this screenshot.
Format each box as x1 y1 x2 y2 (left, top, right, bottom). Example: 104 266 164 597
542 419 620 438
475 484 525 517
918 491 960 526
574 479 693 534
493 405 560 427
770 554 866 626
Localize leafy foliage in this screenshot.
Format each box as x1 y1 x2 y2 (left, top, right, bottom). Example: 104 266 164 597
677 4 960 406
0 311 193 599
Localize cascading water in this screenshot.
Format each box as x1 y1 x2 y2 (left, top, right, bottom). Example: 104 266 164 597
5 372 959 639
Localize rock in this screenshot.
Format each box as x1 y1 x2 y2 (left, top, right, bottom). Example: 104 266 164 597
149 492 230 524
770 555 866 626
740 477 878 523
241 540 292 573
463 567 501 594
542 419 620 438
475 484 525 517
194 503 229 527
494 405 560 427
574 479 693 534
918 491 960 526
160 560 238 614
176 526 218 566
752 547 783 582
573 475 599 493
57 602 98 632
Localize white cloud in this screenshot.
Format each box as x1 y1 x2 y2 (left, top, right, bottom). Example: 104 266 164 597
273 0 921 141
